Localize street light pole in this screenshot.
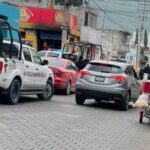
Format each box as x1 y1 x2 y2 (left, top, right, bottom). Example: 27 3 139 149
101 12 106 46
135 44 139 69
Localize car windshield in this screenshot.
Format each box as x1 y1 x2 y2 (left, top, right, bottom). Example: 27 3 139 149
38 51 46 57
48 59 65 67
47 52 59 57
86 63 123 74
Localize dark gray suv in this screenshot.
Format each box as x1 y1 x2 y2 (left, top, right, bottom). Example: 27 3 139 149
75 60 141 110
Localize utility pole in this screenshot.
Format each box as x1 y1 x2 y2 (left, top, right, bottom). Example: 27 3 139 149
137 0 150 67
101 12 106 46
135 28 139 69
61 0 69 49
55 0 84 49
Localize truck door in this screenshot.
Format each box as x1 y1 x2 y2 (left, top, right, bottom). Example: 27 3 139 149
22 47 36 90
30 48 47 90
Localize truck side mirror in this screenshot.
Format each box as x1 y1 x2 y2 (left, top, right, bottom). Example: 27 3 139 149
42 59 48 65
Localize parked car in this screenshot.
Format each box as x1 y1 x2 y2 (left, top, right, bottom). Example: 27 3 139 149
62 52 78 62
45 57 78 95
38 50 62 58
75 60 141 110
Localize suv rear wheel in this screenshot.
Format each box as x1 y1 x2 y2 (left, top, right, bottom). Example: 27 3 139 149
75 94 86 105
6 79 21 105
37 80 54 100
116 92 130 111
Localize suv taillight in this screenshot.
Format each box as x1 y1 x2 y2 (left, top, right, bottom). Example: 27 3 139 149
111 75 126 84
78 70 91 78
0 61 3 74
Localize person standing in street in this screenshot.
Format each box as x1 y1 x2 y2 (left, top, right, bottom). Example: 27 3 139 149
143 64 150 79
75 56 84 70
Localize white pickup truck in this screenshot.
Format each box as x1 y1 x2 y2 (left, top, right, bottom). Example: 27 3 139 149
0 41 54 104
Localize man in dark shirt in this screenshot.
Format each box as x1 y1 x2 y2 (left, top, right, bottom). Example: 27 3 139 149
143 64 150 73
75 56 84 70
143 64 150 79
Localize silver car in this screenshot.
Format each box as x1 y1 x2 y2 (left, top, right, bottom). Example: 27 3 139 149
75 60 141 110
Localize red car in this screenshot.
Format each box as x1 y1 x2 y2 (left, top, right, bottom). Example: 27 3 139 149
45 57 78 95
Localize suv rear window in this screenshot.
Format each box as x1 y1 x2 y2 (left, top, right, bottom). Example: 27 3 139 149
86 63 123 74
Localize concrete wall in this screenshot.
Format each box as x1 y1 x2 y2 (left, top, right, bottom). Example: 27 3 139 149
97 29 129 56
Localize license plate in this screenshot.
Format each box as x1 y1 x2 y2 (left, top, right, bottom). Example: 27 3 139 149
95 76 104 82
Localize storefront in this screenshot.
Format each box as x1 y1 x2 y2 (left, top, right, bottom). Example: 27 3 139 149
20 7 79 51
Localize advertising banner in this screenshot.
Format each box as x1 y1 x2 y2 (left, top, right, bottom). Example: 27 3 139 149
20 7 77 30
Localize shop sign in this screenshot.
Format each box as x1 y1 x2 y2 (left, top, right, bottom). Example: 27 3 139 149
20 7 33 22
70 30 80 37
26 30 36 35
68 14 77 30
54 11 64 24
20 7 78 30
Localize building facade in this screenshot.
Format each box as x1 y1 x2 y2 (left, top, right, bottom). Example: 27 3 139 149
97 29 130 59
2 0 101 59
20 6 79 50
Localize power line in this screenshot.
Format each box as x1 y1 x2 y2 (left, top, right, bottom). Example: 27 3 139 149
97 0 138 7
93 0 128 31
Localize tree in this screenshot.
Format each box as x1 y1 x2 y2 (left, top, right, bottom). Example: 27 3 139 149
144 29 148 48
135 28 138 45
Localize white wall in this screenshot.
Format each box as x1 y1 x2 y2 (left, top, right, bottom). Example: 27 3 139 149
80 26 97 44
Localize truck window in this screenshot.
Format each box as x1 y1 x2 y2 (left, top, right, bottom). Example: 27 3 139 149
23 47 32 62
30 49 42 65
1 43 18 58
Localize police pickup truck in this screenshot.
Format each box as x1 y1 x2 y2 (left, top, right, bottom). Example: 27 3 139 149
0 20 54 104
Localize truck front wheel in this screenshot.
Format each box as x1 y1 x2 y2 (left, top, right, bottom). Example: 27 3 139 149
37 80 54 101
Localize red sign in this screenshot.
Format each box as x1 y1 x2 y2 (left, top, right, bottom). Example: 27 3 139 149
20 7 78 30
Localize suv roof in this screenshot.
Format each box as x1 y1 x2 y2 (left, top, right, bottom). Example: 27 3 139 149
110 58 128 63
90 60 130 69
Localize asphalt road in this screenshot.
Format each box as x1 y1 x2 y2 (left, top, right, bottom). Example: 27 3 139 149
0 94 149 150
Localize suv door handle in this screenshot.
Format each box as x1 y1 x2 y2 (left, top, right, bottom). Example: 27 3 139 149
36 68 39 71
26 65 29 68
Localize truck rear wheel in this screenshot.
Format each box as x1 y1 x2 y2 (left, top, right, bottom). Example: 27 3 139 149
6 79 21 105
116 92 130 111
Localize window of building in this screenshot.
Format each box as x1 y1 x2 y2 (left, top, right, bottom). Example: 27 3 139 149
84 12 97 28
84 12 89 26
